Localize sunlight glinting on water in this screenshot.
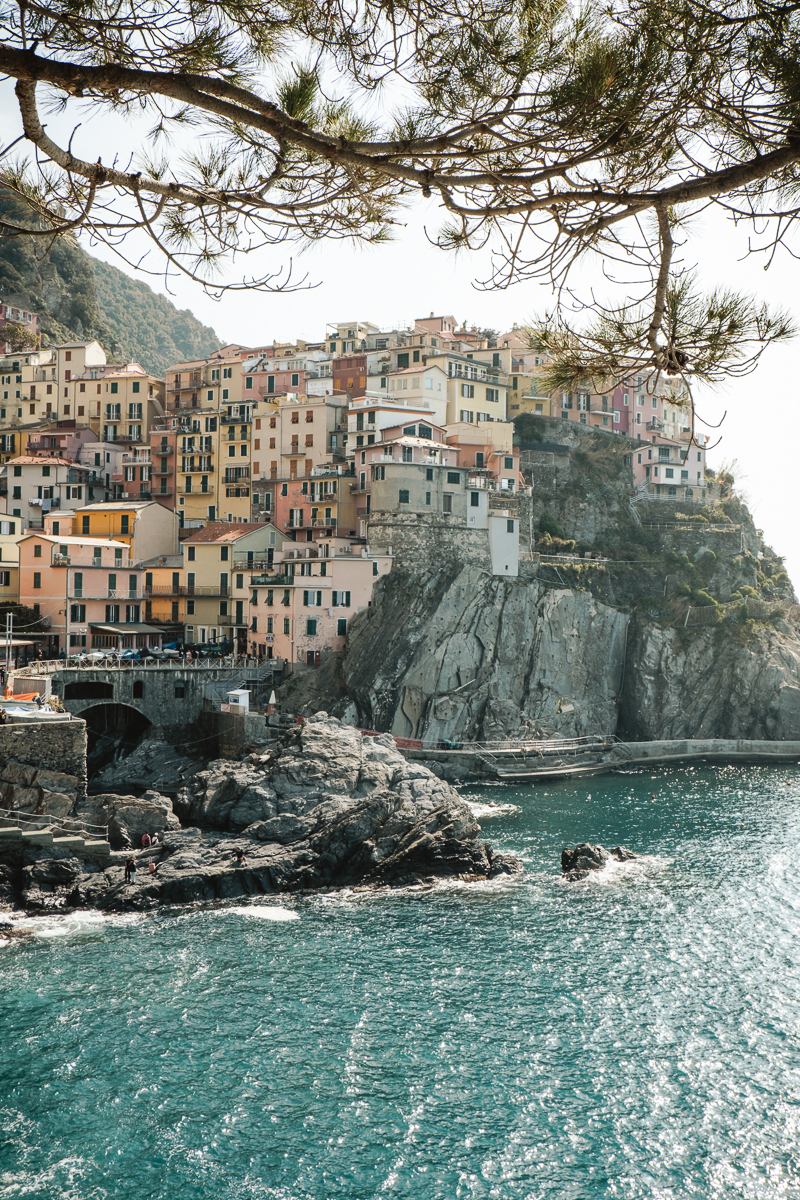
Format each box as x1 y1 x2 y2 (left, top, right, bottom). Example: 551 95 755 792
2 765 800 1198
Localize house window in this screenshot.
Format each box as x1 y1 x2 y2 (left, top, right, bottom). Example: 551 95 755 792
442 494 453 514
174 685 185 698
283 617 290 634
306 618 317 635
447 471 460 484
398 489 410 504
507 519 515 533
33 544 41 558
337 617 347 636
461 383 474 398
470 492 480 507
33 572 41 589
426 468 434 481
425 491 431 506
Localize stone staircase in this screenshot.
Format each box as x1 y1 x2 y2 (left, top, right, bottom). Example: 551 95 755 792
0 823 112 864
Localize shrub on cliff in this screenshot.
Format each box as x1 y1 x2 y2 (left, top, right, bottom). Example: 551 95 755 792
538 511 566 540
691 589 718 607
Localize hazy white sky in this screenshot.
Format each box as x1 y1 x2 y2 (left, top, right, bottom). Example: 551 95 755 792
1 85 797 588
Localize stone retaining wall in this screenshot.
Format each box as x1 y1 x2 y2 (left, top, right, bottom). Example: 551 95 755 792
367 513 492 572
0 718 88 817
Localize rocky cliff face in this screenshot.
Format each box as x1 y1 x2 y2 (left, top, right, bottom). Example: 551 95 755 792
620 617 800 740
285 564 628 742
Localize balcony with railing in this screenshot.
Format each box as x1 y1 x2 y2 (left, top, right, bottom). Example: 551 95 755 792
224 467 250 484
234 556 270 570
52 548 132 568
221 412 252 424
144 583 230 597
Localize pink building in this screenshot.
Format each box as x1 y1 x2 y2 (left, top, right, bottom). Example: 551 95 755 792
250 537 392 666
18 533 160 654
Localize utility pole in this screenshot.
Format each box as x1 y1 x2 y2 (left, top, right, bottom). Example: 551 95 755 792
65 561 70 657
5 610 11 689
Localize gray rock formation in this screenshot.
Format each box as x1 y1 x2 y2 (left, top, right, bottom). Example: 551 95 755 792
75 790 181 849
0 716 522 912
561 843 636 881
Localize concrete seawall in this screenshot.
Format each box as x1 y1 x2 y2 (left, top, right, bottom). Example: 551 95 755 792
617 739 800 767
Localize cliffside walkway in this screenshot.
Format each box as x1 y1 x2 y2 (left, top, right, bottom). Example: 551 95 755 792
393 736 800 782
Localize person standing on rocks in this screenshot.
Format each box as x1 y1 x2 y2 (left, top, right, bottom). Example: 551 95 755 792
124 856 136 884
141 832 151 849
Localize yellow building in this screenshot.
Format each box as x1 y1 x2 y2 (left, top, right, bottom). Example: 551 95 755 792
141 553 186 629
93 363 165 446
181 521 286 650
0 514 23 605
165 349 258 524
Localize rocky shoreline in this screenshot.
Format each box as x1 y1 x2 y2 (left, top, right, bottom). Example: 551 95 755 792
0 716 522 914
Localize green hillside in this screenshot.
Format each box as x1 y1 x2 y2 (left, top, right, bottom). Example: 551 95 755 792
0 191 224 376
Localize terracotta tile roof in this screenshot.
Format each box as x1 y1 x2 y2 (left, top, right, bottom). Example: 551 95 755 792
6 456 81 467
182 521 268 544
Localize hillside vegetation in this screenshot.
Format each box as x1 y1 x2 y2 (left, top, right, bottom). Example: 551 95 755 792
0 191 223 376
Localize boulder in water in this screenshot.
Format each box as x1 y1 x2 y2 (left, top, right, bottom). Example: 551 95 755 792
561 842 637 881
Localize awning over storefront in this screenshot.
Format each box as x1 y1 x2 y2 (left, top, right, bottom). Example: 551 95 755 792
88 623 166 635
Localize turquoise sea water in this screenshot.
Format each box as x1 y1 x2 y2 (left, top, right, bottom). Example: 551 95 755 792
3 765 800 1200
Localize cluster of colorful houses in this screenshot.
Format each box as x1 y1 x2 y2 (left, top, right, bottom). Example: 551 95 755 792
0 312 706 665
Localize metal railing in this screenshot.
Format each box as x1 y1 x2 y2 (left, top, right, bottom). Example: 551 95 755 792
16 657 284 675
